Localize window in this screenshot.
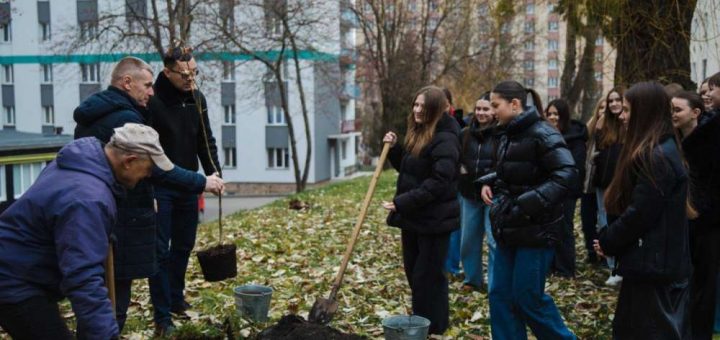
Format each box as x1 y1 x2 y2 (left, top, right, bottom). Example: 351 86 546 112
523 60 534 71
267 148 289 169
3 106 15 126
13 162 46 199
341 140 347 160
548 39 558 51
595 36 603 46
0 165 5 203
41 64 53 83
524 41 535 51
1 23 10 42
80 63 100 83
2 65 13 83
524 21 534 33
223 104 236 124
223 147 237 168
548 2 556 13
595 52 603 62
548 58 558 70
524 78 535 87
42 106 54 125
548 76 558 88
79 22 98 40
702 59 708 80
267 105 285 125
40 22 51 41
526 3 535 14
595 71 602 81
222 61 235 81
548 21 559 32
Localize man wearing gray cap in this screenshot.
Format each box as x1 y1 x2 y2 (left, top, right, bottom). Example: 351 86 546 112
0 124 170 340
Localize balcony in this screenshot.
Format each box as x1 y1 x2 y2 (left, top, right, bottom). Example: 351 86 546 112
340 83 360 101
340 9 359 29
341 119 361 133
339 48 357 66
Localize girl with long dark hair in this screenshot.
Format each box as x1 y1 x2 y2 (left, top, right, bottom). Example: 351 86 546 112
456 92 497 291
595 82 694 339
480 81 576 339
593 87 625 286
672 90 720 339
382 86 461 335
544 98 588 277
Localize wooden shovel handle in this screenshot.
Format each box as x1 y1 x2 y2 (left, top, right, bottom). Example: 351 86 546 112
105 244 116 316
328 142 392 299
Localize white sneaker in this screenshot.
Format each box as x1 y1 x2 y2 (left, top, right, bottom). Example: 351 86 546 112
605 275 623 286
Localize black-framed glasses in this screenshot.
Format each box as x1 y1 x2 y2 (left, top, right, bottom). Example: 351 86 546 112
167 68 199 80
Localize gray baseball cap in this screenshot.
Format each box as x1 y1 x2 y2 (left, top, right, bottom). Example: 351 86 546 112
109 123 174 171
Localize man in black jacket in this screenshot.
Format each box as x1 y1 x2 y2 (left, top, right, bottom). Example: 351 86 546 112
73 56 224 335
148 46 222 334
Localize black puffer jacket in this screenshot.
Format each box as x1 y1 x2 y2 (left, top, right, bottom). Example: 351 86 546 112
563 120 588 198
593 130 622 189
458 120 497 201
682 109 720 230
387 113 461 234
599 136 691 282
489 107 578 248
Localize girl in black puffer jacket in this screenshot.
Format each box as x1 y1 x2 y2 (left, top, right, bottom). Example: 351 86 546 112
544 98 588 277
382 86 460 335
456 92 498 291
596 82 694 340
480 81 577 339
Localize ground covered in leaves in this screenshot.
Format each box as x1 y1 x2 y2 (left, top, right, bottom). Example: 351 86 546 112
21 172 627 339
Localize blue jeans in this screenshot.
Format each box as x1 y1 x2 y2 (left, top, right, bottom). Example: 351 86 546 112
596 189 616 270
489 246 576 340
445 229 462 275
459 196 496 288
149 187 199 325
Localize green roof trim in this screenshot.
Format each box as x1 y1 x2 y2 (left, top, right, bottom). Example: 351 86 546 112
0 50 341 64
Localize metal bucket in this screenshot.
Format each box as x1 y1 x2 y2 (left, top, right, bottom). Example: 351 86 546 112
234 285 273 322
382 315 431 340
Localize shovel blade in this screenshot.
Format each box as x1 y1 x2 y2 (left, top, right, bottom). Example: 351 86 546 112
308 297 338 324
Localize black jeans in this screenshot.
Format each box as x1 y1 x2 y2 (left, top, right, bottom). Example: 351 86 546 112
401 230 450 335
553 198 577 276
689 225 720 340
0 296 73 340
115 278 134 332
579 193 598 260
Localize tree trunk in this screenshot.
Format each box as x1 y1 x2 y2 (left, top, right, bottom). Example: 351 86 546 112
613 0 697 89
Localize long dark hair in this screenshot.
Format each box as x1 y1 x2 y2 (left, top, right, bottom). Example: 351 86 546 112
598 87 625 148
604 82 696 218
404 86 448 157
546 98 571 133
492 80 544 115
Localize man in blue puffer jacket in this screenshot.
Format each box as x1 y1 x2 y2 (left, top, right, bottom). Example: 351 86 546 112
0 124 171 339
73 57 224 334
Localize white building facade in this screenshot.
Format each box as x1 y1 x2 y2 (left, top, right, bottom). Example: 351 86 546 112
690 0 720 84
0 0 359 195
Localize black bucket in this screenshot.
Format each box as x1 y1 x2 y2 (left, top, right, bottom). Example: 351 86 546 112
196 243 237 282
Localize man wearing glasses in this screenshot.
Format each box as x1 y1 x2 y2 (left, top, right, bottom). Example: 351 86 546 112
148 45 222 336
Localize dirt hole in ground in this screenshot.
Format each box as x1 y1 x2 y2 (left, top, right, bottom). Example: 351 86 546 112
257 315 365 339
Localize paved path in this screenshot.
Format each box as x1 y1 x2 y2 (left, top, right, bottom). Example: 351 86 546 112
200 195 284 222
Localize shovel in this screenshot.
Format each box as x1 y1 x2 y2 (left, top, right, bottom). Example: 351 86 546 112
309 141 391 324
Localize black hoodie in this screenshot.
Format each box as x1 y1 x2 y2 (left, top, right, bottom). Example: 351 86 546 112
149 72 221 175
562 119 588 198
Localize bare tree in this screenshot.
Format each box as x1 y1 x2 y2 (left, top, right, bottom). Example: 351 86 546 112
204 0 337 192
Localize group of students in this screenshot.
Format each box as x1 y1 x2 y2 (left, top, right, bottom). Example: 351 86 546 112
382 76 720 339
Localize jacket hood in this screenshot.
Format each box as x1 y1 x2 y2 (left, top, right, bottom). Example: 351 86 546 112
436 112 461 137
505 106 541 134
56 138 124 197
563 120 588 143
73 87 143 125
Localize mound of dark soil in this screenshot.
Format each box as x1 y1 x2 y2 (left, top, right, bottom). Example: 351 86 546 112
257 315 365 340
